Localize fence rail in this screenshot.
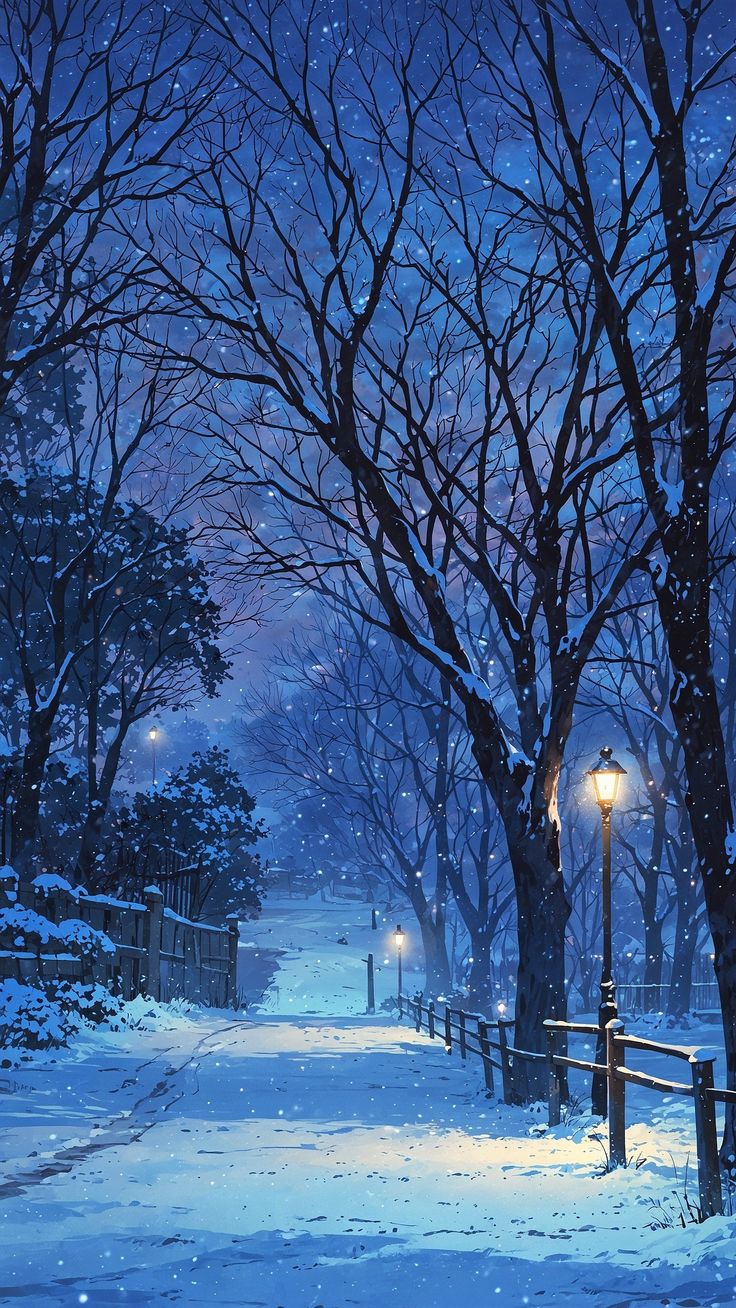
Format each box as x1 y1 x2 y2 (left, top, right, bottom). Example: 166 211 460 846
0 874 239 1009
615 980 721 1014
398 990 730 1220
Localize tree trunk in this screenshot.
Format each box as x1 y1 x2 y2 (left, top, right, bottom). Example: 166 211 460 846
75 725 128 889
11 708 54 878
415 901 452 997
668 885 698 1018
657 562 736 1173
466 920 493 1012
507 831 570 1101
642 910 664 1012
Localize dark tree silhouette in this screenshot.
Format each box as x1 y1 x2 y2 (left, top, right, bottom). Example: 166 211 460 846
0 0 218 419
153 0 655 1095
471 0 736 1165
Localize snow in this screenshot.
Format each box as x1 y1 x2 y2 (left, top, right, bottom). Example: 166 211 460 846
57 917 115 956
0 897 734 1305
0 979 71 1049
656 473 684 516
0 904 64 947
32 650 75 712
598 49 658 134
239 895 402 1014
406 526 446 594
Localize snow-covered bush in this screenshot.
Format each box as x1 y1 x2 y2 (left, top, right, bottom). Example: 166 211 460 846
0 979 75 1050
53 980 122 1027
0 904 64 952
0 905 114 962
57 918 115 959
31 873 79 900
0 979 125 1054
0 865 119 1053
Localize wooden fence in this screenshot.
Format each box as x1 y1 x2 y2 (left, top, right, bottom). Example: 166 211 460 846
399 990 736 1221
615 980 721 1014
0 873 239 1009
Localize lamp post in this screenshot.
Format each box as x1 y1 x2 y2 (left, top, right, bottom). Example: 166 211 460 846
149 726 158 787
394 924 405 1010
587 746 627 1117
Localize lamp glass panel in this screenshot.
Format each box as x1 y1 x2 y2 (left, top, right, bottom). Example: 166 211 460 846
593 770 620 805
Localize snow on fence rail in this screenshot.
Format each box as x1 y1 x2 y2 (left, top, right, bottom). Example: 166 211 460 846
399 990 736 1221
0 872 239 1009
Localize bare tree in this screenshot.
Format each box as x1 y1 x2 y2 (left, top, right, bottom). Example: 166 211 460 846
151 0 654 1096
0 0 218 422
583 601 703 1015
469 0 736 1153
241 613 514 1005
241 622 455 994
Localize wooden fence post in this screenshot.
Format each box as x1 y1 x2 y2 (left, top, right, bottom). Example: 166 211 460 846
226 915 240 1009
478 1019 495 1096
142 886 163 1001
607 1019 626 1167
458 1009 467 1060
371 908 378 930
414 992 423 1033
367 953 375 1013
545 1022 562 1127
690 1052 723 1218
444 1005 452 1054
428 1000 435 1039
498 1018 513 1104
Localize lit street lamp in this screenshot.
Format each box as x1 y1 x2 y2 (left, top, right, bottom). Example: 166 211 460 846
149 726 159 787
394 924 405 1010
587 745 627 1117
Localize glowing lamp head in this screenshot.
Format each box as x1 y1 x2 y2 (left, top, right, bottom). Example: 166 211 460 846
394 924 405 949
148 727 158 742
587 746 626 809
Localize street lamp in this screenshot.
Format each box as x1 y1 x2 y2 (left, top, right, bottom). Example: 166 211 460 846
394 924 405 1011
148 726 158 787
587 745 627 1117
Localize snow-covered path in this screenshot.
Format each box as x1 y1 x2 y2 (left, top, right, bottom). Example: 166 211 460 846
2 897 735 1306
1 1005 736 1306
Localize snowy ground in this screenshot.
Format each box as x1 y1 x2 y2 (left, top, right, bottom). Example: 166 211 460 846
237 896 410 1016
1 897 735 1306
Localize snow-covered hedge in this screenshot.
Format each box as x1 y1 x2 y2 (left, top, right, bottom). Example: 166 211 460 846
0 980 198 1057
0 979 78 1049
0 863 119 1053
0 979 124 1052
0 904 64 950
0 904 114 958
57 918 115 958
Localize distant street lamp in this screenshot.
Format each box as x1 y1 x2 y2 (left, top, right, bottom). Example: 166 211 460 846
148 726 159 787
587 745 627 1117
394 924 405 1008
